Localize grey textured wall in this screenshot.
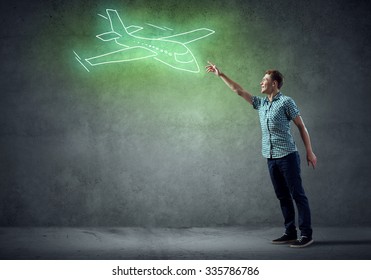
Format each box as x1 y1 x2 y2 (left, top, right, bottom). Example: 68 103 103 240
1 0 371 227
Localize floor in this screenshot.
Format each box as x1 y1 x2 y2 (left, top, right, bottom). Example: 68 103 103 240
0 226 370 260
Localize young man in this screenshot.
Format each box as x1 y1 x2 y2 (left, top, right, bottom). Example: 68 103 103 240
206 62 317 248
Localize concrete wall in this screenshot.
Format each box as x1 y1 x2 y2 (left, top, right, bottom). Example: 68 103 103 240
1 0 370 227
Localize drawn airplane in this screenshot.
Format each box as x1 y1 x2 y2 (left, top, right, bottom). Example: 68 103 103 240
74 9 215 73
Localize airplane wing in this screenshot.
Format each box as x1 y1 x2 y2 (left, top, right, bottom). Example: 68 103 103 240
96 31 121 41
85 46 157 66
126 25 143 35
159 28 215 44
96 28 143 42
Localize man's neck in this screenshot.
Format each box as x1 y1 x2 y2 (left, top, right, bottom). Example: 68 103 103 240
267 90 280 102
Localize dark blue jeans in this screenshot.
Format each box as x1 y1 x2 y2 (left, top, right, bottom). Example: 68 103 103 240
267 151 312 238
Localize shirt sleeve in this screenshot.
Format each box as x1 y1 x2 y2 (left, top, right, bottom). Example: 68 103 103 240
285 97 300 120
252 96 263 110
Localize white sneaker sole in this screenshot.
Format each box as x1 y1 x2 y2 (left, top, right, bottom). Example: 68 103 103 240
290 239 314 248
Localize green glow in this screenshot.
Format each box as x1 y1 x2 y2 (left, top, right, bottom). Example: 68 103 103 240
74 9 215 73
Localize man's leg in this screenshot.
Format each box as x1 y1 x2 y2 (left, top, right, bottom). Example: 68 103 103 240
267 158 297 237
280 152 313 239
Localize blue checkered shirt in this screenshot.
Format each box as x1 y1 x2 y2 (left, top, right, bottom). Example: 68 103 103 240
252 92 300 159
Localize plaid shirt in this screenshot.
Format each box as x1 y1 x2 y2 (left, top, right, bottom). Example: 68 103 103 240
252 92 300 159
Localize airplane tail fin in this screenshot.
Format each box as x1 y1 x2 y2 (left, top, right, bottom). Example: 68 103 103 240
106 9 129 35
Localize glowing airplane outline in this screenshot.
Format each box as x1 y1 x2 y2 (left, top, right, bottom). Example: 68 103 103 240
74 9 215 73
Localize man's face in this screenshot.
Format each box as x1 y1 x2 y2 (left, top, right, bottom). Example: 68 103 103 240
260 74 274 94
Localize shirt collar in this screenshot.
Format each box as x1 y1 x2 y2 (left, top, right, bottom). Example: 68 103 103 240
264 91 282 104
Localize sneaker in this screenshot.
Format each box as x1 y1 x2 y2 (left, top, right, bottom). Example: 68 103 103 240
272 233 297 244
290 236 314 248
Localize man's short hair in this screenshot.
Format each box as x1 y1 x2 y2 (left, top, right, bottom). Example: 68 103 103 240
265 70 284 89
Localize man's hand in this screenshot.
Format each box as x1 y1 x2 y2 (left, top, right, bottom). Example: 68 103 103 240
307 151 317 169
205 61 221 76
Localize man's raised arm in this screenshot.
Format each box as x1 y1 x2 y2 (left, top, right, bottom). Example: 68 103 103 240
205 62 253 105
